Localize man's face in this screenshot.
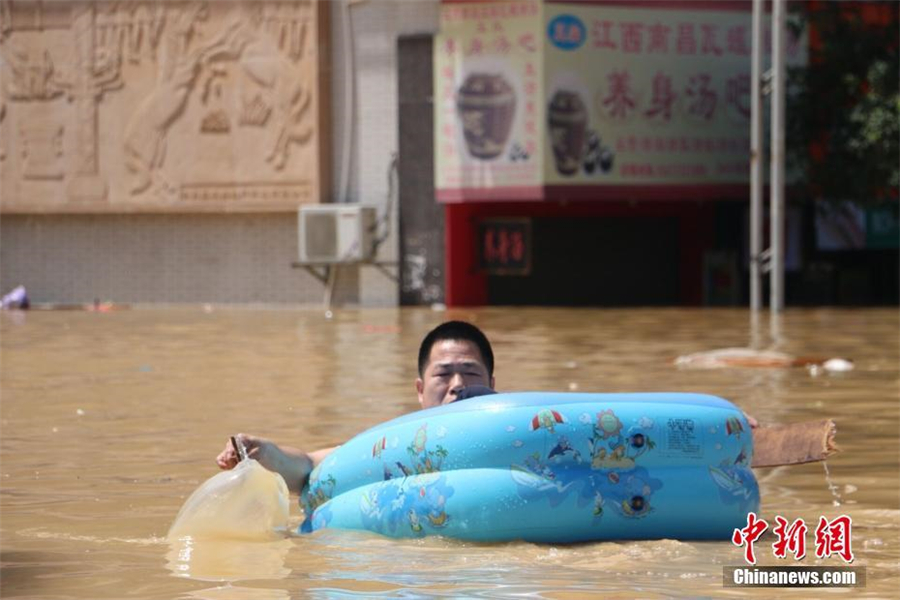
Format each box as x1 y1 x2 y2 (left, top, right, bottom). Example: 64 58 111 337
416 339 494 409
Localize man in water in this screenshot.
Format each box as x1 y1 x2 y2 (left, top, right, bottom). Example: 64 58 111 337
216 320 495 493
217 319 759 491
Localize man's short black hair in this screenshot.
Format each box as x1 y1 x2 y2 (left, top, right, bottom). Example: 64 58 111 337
417 321 494 378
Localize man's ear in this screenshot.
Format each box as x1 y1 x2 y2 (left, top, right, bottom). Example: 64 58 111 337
416 378 425 408
490 376 496 390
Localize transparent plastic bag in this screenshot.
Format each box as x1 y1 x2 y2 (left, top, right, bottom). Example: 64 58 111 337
168 459 290 541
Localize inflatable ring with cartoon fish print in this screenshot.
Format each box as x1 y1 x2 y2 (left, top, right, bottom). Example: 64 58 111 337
300 392 758 542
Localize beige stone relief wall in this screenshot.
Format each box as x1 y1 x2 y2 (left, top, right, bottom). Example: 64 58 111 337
0 0 327 213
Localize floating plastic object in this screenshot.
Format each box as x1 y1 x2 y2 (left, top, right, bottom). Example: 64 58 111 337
675 347 795 368
822 358 854 373
169 459 290 541
1 285 29 309
300 392 759 542
674 348 854 371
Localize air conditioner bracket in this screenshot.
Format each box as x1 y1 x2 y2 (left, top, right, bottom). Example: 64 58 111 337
291 261 399 309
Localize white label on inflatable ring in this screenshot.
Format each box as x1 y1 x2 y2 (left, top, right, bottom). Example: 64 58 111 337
660 417 705 459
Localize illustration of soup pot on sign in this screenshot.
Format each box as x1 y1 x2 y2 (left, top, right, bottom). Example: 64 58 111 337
456 73 517 160
547 89 588 176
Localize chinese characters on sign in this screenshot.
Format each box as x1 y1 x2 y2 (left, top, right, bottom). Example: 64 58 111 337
434 2 807 199
585 19 801 58
732 512 854 565
479 218 531 275
544 3 804 187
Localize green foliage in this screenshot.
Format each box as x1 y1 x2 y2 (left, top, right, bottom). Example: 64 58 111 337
787 2 899 206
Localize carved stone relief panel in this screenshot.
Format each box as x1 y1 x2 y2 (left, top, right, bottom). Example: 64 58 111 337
19 120 64 179
0 0 328 213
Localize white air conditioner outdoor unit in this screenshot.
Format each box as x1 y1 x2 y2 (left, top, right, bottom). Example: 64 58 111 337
298 205 377 264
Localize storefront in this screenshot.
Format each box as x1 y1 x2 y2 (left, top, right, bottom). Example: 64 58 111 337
433 0 805 306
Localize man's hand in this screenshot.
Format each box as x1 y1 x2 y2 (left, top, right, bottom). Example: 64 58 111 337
216 433 275 470
216 434 336 494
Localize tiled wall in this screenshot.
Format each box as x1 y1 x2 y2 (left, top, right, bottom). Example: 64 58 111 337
0 1 440 307
0 213 359 305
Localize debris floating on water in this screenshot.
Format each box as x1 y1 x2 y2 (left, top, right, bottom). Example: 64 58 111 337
674 347 853 371
823 358 854 372
1 285 29 310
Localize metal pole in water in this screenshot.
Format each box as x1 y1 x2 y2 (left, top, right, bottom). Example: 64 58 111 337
770 0 786 313
750 0 765 314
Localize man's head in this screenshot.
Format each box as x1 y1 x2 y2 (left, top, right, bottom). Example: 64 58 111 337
416 321 495 409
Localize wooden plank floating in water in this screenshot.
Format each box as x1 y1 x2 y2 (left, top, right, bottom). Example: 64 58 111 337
752 419 838 468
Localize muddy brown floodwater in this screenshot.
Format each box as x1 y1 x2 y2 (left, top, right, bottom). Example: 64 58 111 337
1 307 897 599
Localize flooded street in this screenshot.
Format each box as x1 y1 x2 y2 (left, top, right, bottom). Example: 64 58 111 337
1 307 898 598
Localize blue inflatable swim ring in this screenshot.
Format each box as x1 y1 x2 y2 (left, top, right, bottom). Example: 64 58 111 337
300 392 759 542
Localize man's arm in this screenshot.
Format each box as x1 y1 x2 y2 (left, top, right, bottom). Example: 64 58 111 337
216 434 337 494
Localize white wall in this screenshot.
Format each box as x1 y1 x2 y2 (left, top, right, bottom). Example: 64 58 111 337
330 0 440 305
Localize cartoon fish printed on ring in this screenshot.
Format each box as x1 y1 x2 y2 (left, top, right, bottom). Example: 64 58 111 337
548 435 582 463
530 409 567 433
708 464 752 499
734 445 749 465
